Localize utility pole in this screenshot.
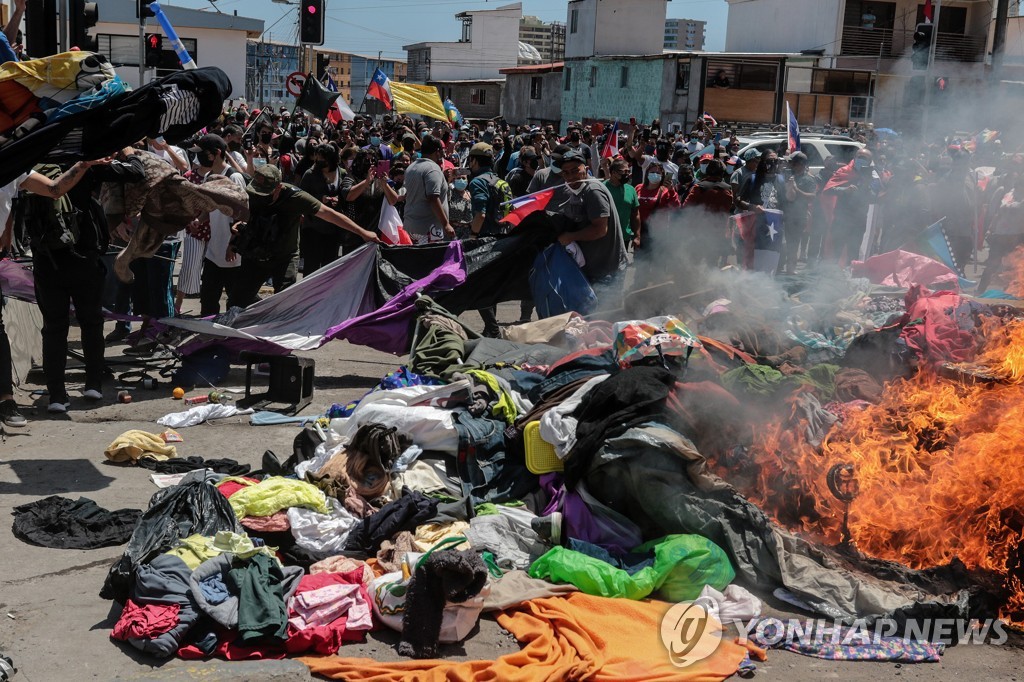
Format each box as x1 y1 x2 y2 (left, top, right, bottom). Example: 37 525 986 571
57 0 68 52
993 0 1011 79
922 0 942 141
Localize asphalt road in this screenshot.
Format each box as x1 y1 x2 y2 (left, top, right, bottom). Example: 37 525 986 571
1 300 1021 680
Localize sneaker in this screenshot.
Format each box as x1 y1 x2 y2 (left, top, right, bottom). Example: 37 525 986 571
530 511 563 546
104 327 130 343
47 401 71 414
0 399 27 427
83 389 103 401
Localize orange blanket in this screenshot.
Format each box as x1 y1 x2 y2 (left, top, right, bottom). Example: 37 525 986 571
300 592 761 681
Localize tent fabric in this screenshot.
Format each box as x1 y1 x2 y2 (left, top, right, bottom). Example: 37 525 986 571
584 424 969 625
299 591 756 681
851 249 960 290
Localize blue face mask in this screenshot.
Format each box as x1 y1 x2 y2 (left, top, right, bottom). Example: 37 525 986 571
370 136 381 146
648 173 663 185
453 179 468 191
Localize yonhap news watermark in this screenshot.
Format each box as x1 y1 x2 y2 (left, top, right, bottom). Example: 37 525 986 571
660 598 1009 669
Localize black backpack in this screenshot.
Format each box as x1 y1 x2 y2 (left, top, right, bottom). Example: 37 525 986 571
23 165 81 253
231 187 298 263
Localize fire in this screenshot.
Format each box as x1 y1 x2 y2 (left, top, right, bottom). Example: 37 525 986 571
718 252 1024 622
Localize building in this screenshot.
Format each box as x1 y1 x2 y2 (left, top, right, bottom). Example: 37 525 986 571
664 18 707 51
519 15 566 62
432 79 504 121
92 0 262 97
404 2 522 83
246 40 302 109
565 0 668 59
500 62 563 125
303 50 407 114
723 0 1008 128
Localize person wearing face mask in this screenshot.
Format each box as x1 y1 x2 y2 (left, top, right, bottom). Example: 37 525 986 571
545 150 628 286
365 128 394 162
448 169 473 239
229 165 381 307
634 161 681 252
731 149 761 211
527 144 572 193
245 123 277 176
188 135 248 316
737 151 787 272
342 148 390 233
300 143 354 276
681 159 734 269
779 152 819 274
403 135 454 245
602 156 641 249
821 149 880 265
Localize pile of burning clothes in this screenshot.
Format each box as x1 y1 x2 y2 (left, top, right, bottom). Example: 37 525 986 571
89 253 1024 676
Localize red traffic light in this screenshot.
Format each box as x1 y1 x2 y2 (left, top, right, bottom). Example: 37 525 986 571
148 34 160 48
306 3 317 13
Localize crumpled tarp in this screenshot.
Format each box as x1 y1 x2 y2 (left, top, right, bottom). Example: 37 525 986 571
852 249 961 290
583 423 970 625
899 285 984 367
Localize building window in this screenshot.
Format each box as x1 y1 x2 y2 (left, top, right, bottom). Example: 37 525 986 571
570 9 579 34
564 67 572 91
589 66 597 87
620 65 629 87
471 88 487 105
530 76 543 99
461 17 473 43
676 61 690 91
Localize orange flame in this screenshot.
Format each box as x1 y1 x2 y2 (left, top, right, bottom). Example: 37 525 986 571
719 251 1024 622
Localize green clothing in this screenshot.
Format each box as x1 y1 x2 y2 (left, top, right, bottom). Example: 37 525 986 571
228 553 290 642
228 476 329 520
464 369 518 424
246 185 323 255
604 181 640 239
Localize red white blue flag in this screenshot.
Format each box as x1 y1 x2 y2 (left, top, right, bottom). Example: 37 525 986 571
367 68 393 110
786 101 801 154
601 119 620 159
501 188 557 228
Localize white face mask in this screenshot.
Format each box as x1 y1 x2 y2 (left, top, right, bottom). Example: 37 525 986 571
486 127 495 134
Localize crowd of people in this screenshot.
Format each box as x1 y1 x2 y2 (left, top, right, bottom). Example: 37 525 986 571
1 94 1020 432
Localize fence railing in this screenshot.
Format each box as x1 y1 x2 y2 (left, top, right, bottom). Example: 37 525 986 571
840 25 985 62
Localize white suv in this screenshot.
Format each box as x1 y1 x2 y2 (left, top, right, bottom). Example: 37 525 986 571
735 135 864 177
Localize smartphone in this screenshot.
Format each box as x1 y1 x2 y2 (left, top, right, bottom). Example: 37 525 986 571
375 160 391 177
629 117 637 126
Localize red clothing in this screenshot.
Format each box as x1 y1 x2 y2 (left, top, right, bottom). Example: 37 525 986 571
635 183 681 224
111 599 180 641
682 180 734 215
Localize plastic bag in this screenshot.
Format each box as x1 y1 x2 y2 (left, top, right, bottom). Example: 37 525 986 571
530 244 598 319
612 316 702 365
528 534 734 602
101 480 240 602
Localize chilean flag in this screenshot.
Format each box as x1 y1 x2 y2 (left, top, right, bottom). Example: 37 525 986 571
601 119 620 159
367 68 393 110
924 0 934 23
500 188 556 228
786 101 801 153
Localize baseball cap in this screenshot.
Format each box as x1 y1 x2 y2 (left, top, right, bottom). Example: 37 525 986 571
247 165 282 196
742 148 762 161
699 153 714 162
467 142 493 159
788 151 808 164
560 149 587 165
188 133 228 154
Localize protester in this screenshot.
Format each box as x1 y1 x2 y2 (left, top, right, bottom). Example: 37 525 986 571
467 143 512 336
299 143 353 276
528 144 570 193
505 146 539 198
635 161 681 251
547 150 627 285
681 159 734 267
190 135 247 316
229 165 380 307
602 157 641 249
780 152 819 275
402 135 453 245
822 149 879 265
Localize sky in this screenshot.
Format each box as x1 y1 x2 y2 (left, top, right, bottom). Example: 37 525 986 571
160 0 729 59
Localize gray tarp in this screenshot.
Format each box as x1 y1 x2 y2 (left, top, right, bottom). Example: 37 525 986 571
584 424 969 625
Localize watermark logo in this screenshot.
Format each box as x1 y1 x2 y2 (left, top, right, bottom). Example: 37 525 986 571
659 601 723 668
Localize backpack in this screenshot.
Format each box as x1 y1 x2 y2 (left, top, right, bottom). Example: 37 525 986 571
23 165 81 253
231 187 298 263
480 171 513 219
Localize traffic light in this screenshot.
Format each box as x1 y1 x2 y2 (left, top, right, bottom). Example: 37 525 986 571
145 33 163 67
316 52 329 78
69 0 99 52
25 0 58 58
300 0 326 45
911 23 933 71
138 0 155 19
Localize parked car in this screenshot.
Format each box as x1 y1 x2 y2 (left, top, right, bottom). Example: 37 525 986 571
735 134 864 177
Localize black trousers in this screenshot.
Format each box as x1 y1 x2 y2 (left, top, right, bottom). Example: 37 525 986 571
300 228 342 276
231 256 295 309
0 280 13 396
33 251 106 401
199 260 239 316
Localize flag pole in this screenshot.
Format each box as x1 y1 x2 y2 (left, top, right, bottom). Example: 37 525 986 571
922 0 942 142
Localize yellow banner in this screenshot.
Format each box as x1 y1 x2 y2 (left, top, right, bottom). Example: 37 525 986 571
389 82 448 121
